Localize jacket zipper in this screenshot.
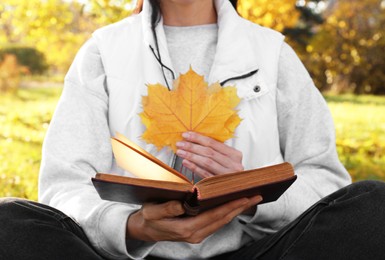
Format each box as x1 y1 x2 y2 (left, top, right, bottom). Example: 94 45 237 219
220 69 259 86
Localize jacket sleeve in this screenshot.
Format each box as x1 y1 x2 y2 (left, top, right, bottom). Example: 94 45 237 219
239 42 351 234
38 38 155 259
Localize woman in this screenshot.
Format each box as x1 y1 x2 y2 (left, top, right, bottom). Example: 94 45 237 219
0 0 384 259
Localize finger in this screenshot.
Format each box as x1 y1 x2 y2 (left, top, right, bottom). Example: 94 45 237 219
141 201 185 220
136 196 263 242
191 205 247 241
177 150 229 176
248 195 263 206
184 197 249 232
198 196 263 229
181 159 215 178
182 132 242 161
188 196 263 242
176 142 243 173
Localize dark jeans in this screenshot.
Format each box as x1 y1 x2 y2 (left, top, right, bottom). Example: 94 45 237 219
1 180 384 260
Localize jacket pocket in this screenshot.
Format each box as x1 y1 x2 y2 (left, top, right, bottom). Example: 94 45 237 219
235 72 271 101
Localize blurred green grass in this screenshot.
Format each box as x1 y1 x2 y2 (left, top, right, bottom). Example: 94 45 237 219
324 94 385 181
1 88 384 200
0 87 62 200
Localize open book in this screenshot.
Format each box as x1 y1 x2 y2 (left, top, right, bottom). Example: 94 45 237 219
92 133 297 215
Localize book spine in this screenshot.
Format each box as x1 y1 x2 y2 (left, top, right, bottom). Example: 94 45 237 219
183 187 200 216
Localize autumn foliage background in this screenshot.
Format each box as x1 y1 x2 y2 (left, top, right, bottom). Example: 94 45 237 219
0 0 384 200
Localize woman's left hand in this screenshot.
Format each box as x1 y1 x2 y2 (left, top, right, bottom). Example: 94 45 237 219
176 132 244 178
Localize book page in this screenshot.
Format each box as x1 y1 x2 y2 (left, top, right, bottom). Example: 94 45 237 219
195 163 295 198
95 173 193 192
112 133 190 184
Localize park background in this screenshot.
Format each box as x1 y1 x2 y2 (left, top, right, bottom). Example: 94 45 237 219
0 0 384 200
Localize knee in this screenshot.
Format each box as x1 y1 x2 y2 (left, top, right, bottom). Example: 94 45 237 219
0 197 24 208
329 180 385 207
352 180 385 194
0 197 32 220
0 197 24 205
348 180 385 206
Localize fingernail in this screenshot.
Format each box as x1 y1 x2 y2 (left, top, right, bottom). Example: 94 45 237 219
176 141 184 148
182 132 190 139
251 195 263 204
176 149 186 156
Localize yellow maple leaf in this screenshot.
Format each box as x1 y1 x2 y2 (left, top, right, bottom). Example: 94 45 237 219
140 67 241 151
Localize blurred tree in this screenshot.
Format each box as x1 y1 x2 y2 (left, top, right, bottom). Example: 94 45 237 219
237 0 300 32
0 0 86 72
87 0 133 25
305 0 385 94
283 0 325 47
0 47 48 74
237 0 327 70
238 0 385 95
0 0 133 73
0 54 29 92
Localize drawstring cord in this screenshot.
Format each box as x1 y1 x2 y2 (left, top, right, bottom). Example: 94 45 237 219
149 22 175 91
149 45 175 91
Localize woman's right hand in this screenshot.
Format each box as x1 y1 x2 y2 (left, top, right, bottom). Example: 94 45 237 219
126 195 262 243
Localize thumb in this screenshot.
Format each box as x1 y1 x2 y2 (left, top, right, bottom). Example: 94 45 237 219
143 201 185 220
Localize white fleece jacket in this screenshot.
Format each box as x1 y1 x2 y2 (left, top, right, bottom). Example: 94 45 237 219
38 0 351 259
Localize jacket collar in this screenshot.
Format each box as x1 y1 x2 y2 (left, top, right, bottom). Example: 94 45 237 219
141 0 260 85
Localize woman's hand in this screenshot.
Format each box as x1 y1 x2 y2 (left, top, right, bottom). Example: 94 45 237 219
126 195 263 243
176 132 243 178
